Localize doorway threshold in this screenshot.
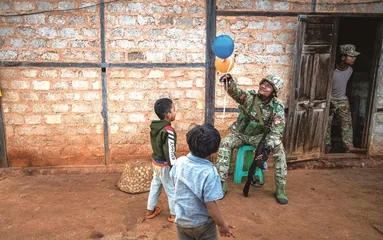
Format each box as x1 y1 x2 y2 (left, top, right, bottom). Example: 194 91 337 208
288 155 383 170
323 153 367 160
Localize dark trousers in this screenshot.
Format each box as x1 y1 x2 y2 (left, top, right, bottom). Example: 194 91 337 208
176 219 218 240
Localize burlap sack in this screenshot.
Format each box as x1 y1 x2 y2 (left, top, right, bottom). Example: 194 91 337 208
117 159 153 194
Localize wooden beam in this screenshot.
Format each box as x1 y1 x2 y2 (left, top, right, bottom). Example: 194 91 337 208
217 11 383 18
0 99 8 168
0 61 205 69
100 0 109 166
311 0 317 13
205 0 216 126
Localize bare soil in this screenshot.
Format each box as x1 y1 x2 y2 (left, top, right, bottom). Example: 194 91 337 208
0 168 382 240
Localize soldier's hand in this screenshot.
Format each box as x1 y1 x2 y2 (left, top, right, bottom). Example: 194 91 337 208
219 74 233 85
261 147 271 159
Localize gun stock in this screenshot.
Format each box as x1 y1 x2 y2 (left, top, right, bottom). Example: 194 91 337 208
243 139 265 197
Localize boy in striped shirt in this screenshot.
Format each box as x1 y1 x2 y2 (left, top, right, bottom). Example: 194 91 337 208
145 98 177 223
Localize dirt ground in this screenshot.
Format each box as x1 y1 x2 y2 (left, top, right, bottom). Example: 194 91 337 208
0 168 383 240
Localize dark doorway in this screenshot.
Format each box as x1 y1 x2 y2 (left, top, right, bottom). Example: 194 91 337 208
329 17 381 153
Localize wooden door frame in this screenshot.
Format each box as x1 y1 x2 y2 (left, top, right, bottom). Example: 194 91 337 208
291 15 383 160
364 19 383 155
327 16 383 156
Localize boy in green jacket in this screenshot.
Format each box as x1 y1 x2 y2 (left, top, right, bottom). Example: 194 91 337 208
145 98 177 223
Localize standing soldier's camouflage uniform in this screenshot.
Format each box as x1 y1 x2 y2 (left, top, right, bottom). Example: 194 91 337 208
216 74 288 204
325 44 362 153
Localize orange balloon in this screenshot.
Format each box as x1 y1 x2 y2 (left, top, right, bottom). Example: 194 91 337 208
215 56 235 73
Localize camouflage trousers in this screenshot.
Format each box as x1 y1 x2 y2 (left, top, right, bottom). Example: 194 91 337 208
325 100 354 151
215 131 287 186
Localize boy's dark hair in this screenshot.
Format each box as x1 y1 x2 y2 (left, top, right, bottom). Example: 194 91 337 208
186 124 221 158
154 98 173 120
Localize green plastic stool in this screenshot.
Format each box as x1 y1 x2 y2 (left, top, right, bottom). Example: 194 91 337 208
233 145 264 184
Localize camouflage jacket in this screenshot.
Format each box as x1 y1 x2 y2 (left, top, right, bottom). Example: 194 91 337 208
226 79 285 148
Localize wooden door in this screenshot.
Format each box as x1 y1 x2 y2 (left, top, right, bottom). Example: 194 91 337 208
285 16 339 161
363 19 383 151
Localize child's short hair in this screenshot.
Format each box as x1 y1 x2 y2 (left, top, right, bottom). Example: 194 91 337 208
186 124 221 158
154 98 173 120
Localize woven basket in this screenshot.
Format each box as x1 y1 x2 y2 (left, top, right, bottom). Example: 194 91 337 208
117 159 153 194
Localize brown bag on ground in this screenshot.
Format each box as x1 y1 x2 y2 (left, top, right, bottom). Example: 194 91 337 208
117 159 153 194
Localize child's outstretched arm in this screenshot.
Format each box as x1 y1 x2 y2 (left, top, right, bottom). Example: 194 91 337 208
205 201 235 238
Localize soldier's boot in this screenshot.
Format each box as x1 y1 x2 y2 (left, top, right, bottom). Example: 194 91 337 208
275 184 288 204
221 181 228 197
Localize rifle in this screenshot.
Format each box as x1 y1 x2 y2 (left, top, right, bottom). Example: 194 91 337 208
243 109 274 197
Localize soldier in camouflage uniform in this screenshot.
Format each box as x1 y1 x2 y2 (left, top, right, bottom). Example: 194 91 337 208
325 44 363 153
216 74 288 204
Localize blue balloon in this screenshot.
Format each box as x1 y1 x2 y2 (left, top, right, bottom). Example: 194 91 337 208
212 35 234 59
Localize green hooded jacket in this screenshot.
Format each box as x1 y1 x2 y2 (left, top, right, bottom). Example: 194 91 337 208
150 120 177 167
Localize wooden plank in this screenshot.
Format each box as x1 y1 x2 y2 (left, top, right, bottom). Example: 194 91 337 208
286 16 339 159
363 20 383 149
302 45 331 54
217 11 383 18
304 24 333 45
0 61 205 69
0 98 8 168
204 0 216 126
100 0 109 166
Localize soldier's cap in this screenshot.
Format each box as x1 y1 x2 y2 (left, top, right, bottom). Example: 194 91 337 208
340 44 360 57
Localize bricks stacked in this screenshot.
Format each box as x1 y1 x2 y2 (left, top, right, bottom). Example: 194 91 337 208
1 67 104 166
105 1 205 63
0 1 100 62
0 1 207 166
108 68 205 164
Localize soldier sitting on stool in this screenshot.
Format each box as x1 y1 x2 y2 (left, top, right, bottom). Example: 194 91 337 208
216 74 288 204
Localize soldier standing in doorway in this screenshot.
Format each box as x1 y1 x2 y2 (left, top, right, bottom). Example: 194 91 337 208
215 74 288 204
325 44 364 153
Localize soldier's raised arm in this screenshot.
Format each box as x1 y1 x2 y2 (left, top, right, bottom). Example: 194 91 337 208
219 74 253 106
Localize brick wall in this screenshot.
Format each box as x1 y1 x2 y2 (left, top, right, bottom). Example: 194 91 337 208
0 1 101 62
214 16 296 133
217 0 311 12
105 1 205 63
217 0 383 13
108 68 205 164
0 0 206 167
1 0 383 167
0 67 104 167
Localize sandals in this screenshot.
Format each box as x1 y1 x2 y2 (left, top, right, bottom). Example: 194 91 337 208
167 216 175 223
145 206 161 219
146 207 176 223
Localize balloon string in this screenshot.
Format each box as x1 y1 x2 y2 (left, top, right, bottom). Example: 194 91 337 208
222 56 233 122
